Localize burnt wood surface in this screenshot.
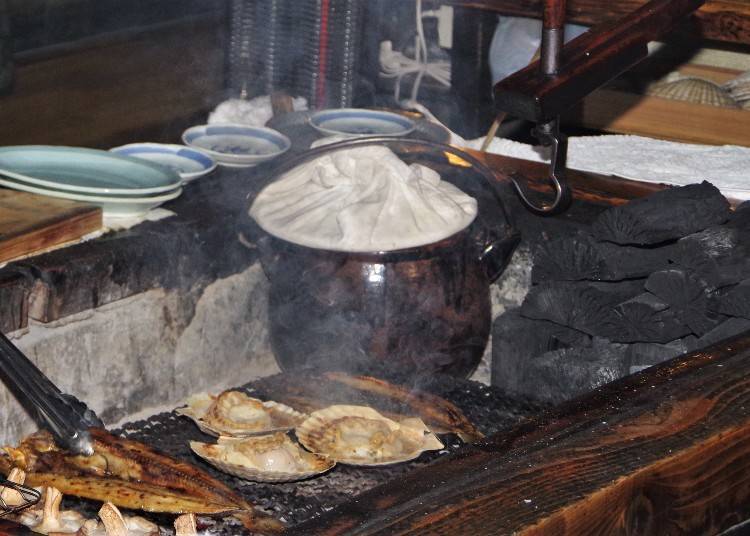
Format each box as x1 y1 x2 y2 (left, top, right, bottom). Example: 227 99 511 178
493 0 705 123
0 163 267 331
449 0 750 44
0 146 670 332
289 330 750 535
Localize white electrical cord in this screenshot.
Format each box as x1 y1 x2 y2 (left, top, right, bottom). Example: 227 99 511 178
378 0 450 106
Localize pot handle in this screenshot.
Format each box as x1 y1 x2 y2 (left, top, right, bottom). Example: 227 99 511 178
477 231 521 283
256 235 279 280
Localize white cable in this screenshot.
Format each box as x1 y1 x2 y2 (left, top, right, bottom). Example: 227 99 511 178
378 0 450 106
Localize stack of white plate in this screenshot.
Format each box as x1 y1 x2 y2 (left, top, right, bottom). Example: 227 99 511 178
0 146 183 218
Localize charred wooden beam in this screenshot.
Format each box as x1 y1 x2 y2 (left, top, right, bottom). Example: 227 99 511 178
463 148 671 206
447 0 750 45
0 269 30 333
288 330 750 535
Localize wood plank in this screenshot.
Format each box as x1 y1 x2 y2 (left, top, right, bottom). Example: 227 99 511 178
448 0 750 45
0 190 102 264
463 148 671 206
565 88 750 146
288 330 750 535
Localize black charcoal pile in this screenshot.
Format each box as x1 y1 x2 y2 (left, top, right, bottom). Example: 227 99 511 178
492 182 750 404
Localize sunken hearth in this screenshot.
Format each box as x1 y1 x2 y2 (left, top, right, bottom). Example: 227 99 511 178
492 182 750 404
59 368 542 534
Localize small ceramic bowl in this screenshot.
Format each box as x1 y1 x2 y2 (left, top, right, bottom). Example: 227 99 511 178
181 124 291 167
110 143 217 182
309 109 416 137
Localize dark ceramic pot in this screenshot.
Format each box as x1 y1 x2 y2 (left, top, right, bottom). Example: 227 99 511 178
255 138 519 378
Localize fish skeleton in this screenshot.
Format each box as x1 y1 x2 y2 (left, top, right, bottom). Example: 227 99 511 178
0 428 282 534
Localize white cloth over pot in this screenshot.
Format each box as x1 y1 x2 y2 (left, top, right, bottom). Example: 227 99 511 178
249 146 477 252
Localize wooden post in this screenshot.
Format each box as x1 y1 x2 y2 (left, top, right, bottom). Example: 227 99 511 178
288 330 750 535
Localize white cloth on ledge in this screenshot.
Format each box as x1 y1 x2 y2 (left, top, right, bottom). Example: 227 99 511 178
466 135 750 200
103 207 175 231
208 95 308 127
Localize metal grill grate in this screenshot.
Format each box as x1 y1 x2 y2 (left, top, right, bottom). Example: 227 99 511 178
58 372 543 533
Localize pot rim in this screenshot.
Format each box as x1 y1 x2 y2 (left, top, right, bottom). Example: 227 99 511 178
262 225 473 263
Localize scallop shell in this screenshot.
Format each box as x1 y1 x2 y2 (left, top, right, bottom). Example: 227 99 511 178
296 405 444 466
723 69 750 90
723 71 750 107
190 433 335 482
177 391 307 437
646 77 739 108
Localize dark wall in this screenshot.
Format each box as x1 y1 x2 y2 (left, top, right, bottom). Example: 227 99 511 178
7 0 225 53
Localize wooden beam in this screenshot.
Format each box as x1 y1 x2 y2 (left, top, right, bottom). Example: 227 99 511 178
448 0 750 45
288 330 750 535
463 148 671 206
493 0 705 123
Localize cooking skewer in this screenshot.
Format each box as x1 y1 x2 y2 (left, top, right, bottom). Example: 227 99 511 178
0 332 103 456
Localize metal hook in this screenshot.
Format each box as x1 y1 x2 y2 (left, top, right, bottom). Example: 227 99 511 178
510 120 571 216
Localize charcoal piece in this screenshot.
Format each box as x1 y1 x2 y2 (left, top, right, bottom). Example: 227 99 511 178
532 232 608 282
645 269 722 335
680 225 742 259
520 281 643 335
605 293 693 343
626 340 691 375
491 308 590 395
670 225 750 289
694 317 750 348
709 280 750 319
592 182 730 245
596 241 676 280
520 338 629 404
729 201 750 228
532 232 674 283
671 243 750 290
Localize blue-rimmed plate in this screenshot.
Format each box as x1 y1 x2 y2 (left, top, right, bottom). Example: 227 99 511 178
0 173 182 218
0 145 182 195
309 109 416 137
181 124 291 167
110 143 217 182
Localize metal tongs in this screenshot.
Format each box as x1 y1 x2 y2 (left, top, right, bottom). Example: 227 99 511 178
0 332 103 457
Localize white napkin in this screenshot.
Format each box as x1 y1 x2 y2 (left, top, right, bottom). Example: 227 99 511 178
208 95 308 127
250 145 477 252
103 208 175 231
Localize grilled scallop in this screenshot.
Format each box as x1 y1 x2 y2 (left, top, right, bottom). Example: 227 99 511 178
296 405 443 466
177 391 306 437
190 433 334 482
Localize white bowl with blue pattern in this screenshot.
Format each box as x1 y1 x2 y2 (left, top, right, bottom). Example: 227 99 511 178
111 143 217 182
309 109 416 138
181 124 291 167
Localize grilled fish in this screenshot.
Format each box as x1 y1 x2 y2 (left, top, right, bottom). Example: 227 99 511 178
0 428 282 534
323 373 483 442
254 372 483 442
